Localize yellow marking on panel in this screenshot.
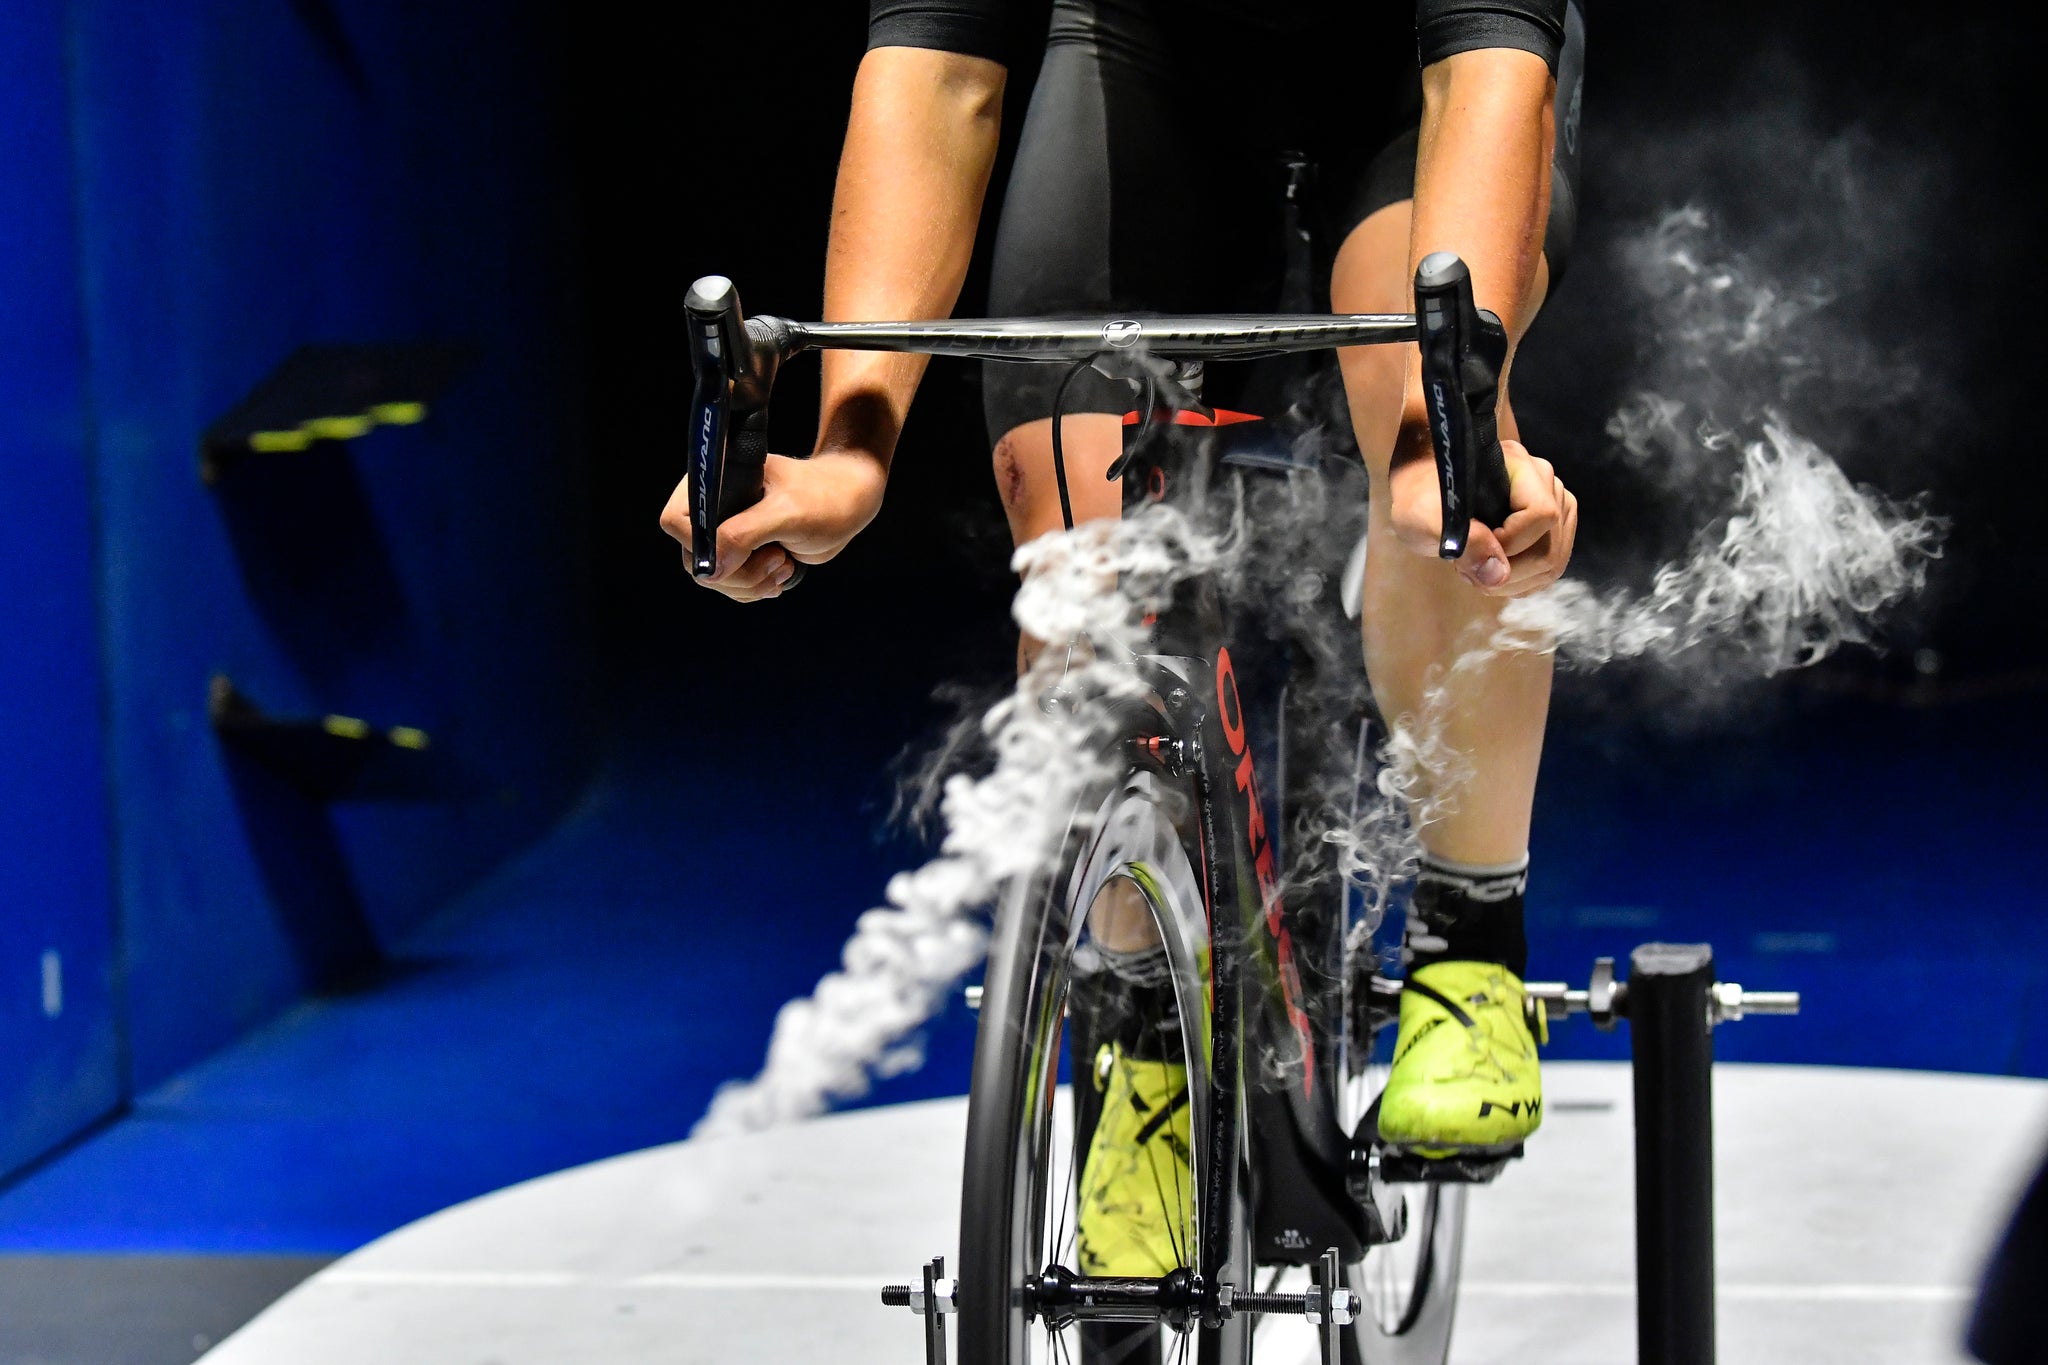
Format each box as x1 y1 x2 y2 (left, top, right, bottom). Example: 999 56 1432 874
304 415 373 440
250 430 313 453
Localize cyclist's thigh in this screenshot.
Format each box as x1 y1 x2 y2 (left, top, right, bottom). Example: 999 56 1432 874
983 0 1269 545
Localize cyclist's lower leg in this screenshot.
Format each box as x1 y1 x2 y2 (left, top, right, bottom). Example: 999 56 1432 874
1332 200 1550 1155
994 412 1161 959
994 413 1192 1274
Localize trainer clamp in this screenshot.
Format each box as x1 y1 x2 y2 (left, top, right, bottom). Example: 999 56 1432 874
928 944 1791 1365
881 1258 956 1365
1362 944 1797 1365
1310 1247 1354 1365
1521 955 1798 1032
1529 944 1798 1365
886 1252 1359 1360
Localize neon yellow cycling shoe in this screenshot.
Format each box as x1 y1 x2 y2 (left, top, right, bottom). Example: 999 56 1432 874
1376 960 1544 1156
1076 1044 1193 1276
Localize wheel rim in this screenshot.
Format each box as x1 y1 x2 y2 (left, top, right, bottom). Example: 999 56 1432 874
1001 774 1215 1365
1337 1047 1466 1362
1353 1062 1433 1333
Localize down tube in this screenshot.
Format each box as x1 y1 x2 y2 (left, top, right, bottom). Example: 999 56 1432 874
1189 650 1251 1295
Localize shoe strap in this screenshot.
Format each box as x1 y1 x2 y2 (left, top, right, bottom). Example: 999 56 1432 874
1132 1085 1191 1147
1403 973 1480 1030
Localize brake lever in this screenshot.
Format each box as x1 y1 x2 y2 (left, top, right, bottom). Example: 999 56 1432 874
684 276 802 586
685 277 745 578
1413 253 1511 560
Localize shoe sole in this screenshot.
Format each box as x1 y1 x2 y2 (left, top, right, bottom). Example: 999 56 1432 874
1378 1137 1528 1160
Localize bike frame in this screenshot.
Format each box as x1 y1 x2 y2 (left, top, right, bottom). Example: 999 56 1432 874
1109 411 1377 1300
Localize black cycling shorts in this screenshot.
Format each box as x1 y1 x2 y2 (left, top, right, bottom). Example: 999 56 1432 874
980 0 1585 442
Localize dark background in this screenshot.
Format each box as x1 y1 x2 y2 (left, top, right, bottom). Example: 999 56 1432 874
0 5 2043 1359
569 1 2044 702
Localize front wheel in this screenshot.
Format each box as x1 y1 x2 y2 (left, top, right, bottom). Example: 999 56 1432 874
1345 1178 1464 1363
1338 1051 1466 1362
957 761 1248 1365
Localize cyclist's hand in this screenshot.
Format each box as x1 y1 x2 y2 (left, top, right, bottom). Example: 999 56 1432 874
1388 438 1578 597
658 450 887 602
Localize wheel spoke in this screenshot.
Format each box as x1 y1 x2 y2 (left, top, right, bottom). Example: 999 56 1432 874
1140 1097 1187 1271
1159 1024 1191 1270
1051 1022 1078 1276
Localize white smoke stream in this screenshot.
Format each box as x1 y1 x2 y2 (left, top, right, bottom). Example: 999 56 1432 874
697 206 1944 1135
1505 420 1941 672
693 506 1227 1136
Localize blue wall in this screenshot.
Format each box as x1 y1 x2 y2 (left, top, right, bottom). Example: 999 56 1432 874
0 0 122 1181
1 0 593 1179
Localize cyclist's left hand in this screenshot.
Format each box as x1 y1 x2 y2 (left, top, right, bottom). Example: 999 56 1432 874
1388 438 1578 597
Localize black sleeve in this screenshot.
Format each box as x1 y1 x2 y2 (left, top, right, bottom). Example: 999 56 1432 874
1416 0 1569 74
868 0 1015 65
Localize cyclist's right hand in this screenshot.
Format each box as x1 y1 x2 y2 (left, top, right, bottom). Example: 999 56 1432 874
659 448 887 602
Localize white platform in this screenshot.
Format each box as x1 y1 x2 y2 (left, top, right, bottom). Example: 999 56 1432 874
204 1063 2047 1364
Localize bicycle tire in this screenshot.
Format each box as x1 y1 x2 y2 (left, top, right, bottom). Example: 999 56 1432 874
1325 721 1467 1365
1341 1064 1466 1365
1335 898 1464 1356
958 735 1251 1365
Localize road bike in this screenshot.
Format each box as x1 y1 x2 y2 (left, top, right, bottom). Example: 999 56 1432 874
686 254 1516 1365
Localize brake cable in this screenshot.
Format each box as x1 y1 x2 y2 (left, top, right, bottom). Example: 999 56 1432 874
1049 349 1163 533
1048 353 1094 533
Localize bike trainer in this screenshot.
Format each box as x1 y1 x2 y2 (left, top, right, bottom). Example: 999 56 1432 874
886 941 1798 1365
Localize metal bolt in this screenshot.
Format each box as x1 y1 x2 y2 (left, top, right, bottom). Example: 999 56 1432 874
1709 981 1800 1025
1588 956 1624 1031
882 1272 958 1316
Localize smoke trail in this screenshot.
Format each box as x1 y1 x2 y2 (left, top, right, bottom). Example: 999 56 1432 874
1507 420 1941 672
1541 206 1944 673
1357 414 1943 857
693 505 1227 1136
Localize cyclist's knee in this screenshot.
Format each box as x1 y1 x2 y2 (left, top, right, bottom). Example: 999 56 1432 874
1331 201 1415 479
1089 877 1164 953
991 414 1125 549
992 423 1035 520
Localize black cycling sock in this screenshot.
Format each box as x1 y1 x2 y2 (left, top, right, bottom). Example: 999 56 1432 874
1402 853 1529 979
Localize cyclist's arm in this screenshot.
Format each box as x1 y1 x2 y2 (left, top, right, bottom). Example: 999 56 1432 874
1408 48 1552 350
816 45 1005 482
1393 0 1575 592
663 39 1003 597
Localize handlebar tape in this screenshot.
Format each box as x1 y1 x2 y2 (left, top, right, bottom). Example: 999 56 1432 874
1413 253 1512 560
725 408 805 591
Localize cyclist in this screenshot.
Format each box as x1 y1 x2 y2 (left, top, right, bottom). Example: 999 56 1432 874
663 0 1585 1279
